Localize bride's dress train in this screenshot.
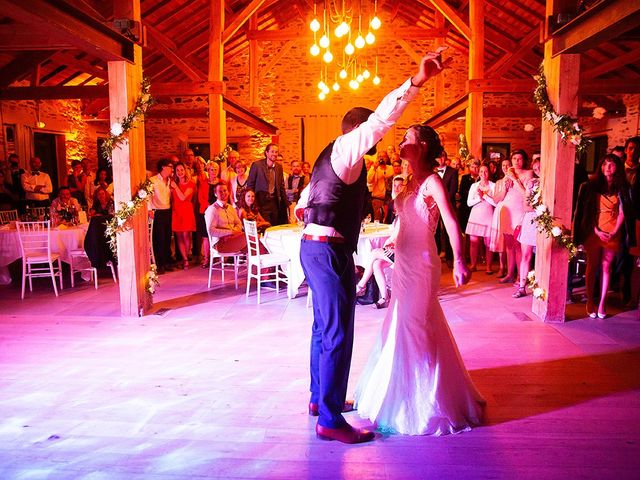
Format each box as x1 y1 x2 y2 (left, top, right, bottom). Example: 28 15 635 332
354 177 485 435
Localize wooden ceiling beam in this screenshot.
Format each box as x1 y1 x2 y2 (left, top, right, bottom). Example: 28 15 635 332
53 52 108 80
423 94 468 129
485 26 541 78
468 78 640 95
551 0 640 56
0 25 73 50
426 0 471 41
0 85 108 100
0 51 55 89
246 26 449 42
0 0 134 62
151 81 226 96
223 0 267 44
582 48 640 79
222 96 277 135
145 23 206 81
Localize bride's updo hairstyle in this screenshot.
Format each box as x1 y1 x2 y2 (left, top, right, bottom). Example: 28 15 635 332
409 124 443 171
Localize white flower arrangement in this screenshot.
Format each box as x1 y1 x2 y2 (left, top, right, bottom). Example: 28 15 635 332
524 123 534 132
527 270 547 300
527 183 576 258
534 64 591 156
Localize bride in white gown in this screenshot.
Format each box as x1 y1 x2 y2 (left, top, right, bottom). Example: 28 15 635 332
354 124 485 435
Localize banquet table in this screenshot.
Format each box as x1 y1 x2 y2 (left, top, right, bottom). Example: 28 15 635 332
0 223 89 285
262 223 393 297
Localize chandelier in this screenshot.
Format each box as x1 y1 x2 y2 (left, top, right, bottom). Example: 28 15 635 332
309 0 382 100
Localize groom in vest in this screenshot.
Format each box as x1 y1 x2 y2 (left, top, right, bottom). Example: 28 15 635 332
298 48 449 444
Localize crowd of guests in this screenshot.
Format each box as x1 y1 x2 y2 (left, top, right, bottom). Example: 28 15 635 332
146 145 308 274
355 136 639 316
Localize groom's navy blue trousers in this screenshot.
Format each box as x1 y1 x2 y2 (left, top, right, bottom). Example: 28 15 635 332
300 238 356 429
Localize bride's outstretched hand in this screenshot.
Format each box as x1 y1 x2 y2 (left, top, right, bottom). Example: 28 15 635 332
453 261 471 287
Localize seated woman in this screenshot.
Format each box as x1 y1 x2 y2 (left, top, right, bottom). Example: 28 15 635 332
84 187 116 269
355 220 399 309
86 167 113 210
237 189 271 234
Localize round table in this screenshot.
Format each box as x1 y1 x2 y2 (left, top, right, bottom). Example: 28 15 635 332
262 223 393 296
0 223 89 285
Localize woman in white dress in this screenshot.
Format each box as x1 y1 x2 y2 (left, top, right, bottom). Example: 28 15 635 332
465 163 497 274
354 124 485 435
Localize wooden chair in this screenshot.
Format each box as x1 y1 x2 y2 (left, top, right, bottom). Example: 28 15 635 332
0 209 18 224
243 219 291 304
16 220 63 299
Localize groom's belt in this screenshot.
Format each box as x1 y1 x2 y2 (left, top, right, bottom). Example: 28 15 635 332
302 234 345 244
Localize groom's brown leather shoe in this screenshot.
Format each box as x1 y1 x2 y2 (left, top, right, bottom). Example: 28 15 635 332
308 400 355 416
316 423 375 444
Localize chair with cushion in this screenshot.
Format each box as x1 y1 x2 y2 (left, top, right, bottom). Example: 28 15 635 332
16 220 63 299
0 209 18 224
243 219 291 304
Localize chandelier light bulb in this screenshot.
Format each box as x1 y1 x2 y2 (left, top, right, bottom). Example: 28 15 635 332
355 35 365 49
357 74 364 83
310 44 320 56
349 79 359 90
339 69 348 79
370 16 381 30
365 32 375 44
335 21 350 38
318 80 326 90
319 34 330 49
319 91 326 101
362 69 370 79
310 18 321 32
332 82 340 91
372 75 381 85
323 50 333 63
345 42 355 55
322 85 330 94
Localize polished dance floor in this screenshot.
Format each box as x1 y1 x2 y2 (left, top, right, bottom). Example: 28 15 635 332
0 262 638 479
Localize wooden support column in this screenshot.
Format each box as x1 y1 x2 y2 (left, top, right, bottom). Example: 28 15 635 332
465 0 484 159
249 14 259 108
532 0 580 323
209 0 226 154
109 0 150 316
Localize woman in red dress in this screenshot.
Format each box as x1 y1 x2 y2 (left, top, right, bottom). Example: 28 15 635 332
171 162 196 269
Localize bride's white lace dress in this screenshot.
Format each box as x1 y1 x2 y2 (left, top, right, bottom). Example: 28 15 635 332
354 176 485 435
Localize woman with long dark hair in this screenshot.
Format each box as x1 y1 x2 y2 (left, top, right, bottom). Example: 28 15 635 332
573 154 635 318
354 124 484 436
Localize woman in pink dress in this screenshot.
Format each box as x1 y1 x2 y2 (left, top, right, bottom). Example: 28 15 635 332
171 162 196 269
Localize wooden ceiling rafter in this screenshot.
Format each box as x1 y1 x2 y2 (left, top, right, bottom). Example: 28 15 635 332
0 24 74 51
485 25 540 79
223 0 268 44
425 0 470 41
0 51 55 89
145 22 207 80
551 0 640 56
0 0 135 62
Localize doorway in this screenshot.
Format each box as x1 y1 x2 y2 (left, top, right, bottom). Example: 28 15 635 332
33 132 63 193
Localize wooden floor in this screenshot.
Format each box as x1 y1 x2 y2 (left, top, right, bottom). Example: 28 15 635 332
0 262 639 479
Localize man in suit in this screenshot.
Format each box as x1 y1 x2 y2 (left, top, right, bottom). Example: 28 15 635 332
435 151 458 266
247 144 289 225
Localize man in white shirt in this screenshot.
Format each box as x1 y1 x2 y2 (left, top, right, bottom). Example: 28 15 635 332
21 157 52 207
149 159 175 274
204 183 246 253
298 47 449 444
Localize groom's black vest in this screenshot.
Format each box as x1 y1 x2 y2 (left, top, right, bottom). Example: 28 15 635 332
304 141 367 252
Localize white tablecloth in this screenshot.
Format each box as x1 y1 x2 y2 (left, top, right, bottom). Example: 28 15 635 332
0 223 89 284
262 223 393 296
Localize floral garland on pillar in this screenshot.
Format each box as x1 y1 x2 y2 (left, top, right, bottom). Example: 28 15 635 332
533 63 591 156
527 63 585 300
101 77 155 163
104 179 159 295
